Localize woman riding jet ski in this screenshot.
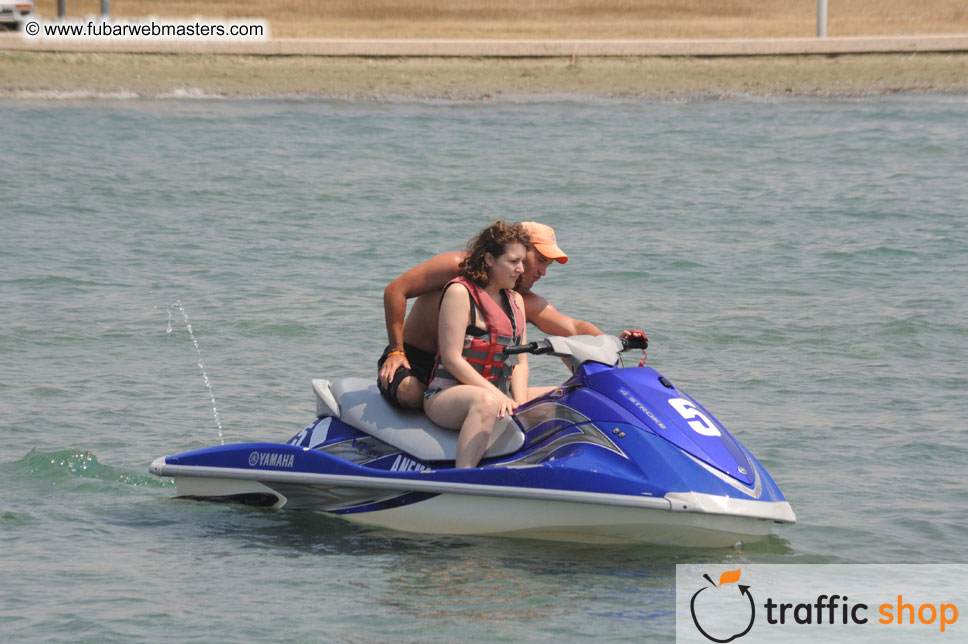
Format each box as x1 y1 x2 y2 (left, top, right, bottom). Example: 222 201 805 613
150 329 796 547
422 221 542 469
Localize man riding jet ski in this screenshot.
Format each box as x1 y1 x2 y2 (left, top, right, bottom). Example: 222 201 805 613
378 221 643 409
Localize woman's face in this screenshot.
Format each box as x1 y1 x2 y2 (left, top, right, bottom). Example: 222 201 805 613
486 242 526 290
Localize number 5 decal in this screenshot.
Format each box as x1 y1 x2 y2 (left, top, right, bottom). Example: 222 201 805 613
668 397 721 437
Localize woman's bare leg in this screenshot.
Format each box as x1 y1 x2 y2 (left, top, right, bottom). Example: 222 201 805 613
424 385 501 468
527 386 558 400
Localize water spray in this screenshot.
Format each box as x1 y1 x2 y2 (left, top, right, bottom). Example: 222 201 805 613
167 299 224 445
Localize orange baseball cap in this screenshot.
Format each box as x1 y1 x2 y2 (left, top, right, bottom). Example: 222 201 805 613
520 222 568 264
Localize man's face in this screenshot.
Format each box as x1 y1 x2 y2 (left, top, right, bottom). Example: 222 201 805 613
516 246 554 291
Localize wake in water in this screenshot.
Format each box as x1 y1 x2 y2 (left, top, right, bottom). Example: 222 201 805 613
5 449 168 488
167 299 225 445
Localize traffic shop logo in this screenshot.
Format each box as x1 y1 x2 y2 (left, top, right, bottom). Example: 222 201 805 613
690 569 755 643
684 566 961 641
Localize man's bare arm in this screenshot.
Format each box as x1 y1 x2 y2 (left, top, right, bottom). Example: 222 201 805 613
379 251 464 388
521 292 604 337
383 251 465 350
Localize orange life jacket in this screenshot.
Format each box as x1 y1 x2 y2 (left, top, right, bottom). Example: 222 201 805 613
428 276 524 395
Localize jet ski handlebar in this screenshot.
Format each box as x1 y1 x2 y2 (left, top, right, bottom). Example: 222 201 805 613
503 334 648 367
622 333 648 350
503 341 552 356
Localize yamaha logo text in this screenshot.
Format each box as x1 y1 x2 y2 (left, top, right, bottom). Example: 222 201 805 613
248 451 295 469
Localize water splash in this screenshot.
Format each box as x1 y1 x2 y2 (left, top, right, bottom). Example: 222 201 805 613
167 299 224 445
9 449 170 488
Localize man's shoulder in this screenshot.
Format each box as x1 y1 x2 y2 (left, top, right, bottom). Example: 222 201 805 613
425 251 466 281
427 250 466 266
410 250 463 278
395 251 466 295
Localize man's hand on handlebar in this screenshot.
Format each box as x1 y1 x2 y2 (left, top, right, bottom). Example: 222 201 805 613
619 329 648 350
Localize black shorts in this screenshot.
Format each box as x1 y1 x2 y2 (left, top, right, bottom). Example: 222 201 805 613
377 343 436 405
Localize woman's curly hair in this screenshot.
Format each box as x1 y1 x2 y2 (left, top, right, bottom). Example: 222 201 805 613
458 221 531 287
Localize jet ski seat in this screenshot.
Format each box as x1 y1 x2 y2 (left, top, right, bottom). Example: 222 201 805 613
312 378 525 463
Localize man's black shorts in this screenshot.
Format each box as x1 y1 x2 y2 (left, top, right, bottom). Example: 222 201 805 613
377 343 436 405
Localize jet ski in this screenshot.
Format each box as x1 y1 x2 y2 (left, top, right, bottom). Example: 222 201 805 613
150 335 795 546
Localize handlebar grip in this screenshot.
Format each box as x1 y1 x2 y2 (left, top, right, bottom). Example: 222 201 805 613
622 336 648 350
504 342 538 355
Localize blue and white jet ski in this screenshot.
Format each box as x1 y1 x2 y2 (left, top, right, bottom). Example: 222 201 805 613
150 335 795 546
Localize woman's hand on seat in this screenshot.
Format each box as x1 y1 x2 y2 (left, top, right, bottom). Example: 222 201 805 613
496 394 517 419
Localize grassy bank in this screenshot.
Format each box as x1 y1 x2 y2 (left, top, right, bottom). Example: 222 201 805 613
4 51 967 99
11 2 968 99
31 1 968 39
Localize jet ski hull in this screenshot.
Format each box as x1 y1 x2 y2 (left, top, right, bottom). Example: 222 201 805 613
330 493 781 547
151 445 793 547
